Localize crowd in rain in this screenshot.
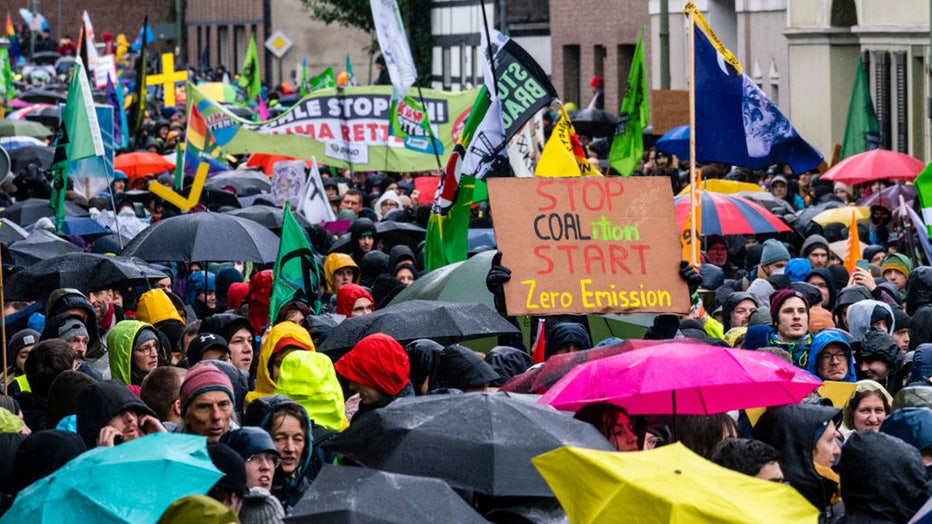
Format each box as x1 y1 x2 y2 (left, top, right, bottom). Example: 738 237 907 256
3 16 932 524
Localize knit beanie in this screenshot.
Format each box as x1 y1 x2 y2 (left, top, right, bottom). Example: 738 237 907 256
6 328 39 367
180 363 235 417
881 253 913 278
769 289 809 324
784 258 812 283
760 239 791 267
809 306 836 332
133 328 160 352
57 317 88 342
239 487 285 524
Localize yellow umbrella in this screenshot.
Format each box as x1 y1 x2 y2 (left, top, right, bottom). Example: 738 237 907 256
811 206 869 226
677 179 763 196
195 82 238 103
533 444 818 524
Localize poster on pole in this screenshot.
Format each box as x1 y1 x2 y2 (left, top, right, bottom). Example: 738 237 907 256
487 177 690 315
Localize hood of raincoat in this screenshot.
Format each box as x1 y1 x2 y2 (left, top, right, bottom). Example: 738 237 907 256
908 343 932 386
374 190 403 220
44 288 101 353
184 271 216 306
387 244 415 270
893 385 932 411
157 495 241 524
860 328 902 377
837 431 929 523
245 321 315 404
358 250 389 289
806 329 856 382
75 379 156 449
752 403 843 510
842 380 893 430
323 253 360 295
907 266 932 315
545 322 591 360
242 394 314 490
405 339 443 394
721 292 759 331
334 333 410 396
335 283 374 317
274 351 347 431
200 313 253 341
881 407 932 454
11 430 86 494
846 300 894 342
136 289 184 325
485 346 534 387
806 268 838 310
107 320 159 386
434 345 499 391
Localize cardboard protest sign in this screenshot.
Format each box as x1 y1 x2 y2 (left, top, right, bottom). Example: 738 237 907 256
487 177 690 315
650 89 688 136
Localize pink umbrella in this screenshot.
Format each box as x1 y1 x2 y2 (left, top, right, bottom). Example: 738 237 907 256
821 149 925 185
539 342 822 415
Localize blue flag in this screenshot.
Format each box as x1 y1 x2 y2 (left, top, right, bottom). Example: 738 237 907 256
131 22 155 52
693 21 822 173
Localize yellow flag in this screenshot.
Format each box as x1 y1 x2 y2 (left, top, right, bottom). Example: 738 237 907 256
843 209 862 274
536 106 600 177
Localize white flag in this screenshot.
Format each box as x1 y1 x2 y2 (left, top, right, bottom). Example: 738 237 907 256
82 11 100 69
369 0 417 98
296 157 336 224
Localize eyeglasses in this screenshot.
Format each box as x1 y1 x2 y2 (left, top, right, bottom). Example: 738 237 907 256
134 341 160 355
246 454 281 468
819 352 847 362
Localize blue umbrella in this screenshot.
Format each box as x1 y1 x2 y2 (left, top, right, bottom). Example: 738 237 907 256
1 433 222 524
59 217 112 241
656 125 690 160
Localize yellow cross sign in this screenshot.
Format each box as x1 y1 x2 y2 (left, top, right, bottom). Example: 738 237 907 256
148 161 208 212
146 53 188 107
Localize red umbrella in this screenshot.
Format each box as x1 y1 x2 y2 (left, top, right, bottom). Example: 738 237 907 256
821 149 924 185
114 152 175 181
673 192 791 235
539 342 822 415
245 153 311 175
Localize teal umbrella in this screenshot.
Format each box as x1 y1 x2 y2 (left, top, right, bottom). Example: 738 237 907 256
1 433 222 524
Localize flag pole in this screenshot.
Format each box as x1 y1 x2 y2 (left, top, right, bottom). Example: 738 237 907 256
1 236 7 395
687 7 699 265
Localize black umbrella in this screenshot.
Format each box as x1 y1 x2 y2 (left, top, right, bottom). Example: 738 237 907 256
284 465 488 524
178 186 242 212
0 199 88 226
7 230 82 267
5 252 166 300
569 108 619 137
796 200 845 226
17 89 67 105
23 105 60 128
121 211 280 263
0 218 29 244
325 392 614 497
8 145 55 173
375 221 425 252
204 170 271 196
223 205 311 231
317 299 520 356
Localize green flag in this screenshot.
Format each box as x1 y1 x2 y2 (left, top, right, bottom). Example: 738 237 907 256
425 87 492 270
840 56 881 160
0 48 13 97
237 35 261 105
309 67 335 91
916 162 932 237
52 57 104 230
270 202 323 322
609 29 649 176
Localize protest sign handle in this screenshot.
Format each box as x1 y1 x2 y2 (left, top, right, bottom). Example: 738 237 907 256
687 8 699 266
414 83 443 172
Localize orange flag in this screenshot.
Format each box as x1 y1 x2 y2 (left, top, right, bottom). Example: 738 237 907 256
531 318 547 364
843 209 862 274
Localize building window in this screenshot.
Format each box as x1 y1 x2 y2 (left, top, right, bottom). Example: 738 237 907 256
442 47 451 90
563 45 580 107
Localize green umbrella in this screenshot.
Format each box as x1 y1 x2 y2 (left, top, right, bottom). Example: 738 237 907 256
0 119 53 138
389 249 497 308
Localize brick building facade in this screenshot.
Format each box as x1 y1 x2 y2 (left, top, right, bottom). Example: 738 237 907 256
548 0 650 111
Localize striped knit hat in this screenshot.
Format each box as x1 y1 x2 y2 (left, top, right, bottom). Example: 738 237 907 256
180 363 234 417
881 253 912 278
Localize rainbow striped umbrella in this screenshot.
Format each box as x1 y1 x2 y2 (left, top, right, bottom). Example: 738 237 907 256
674 191 791 235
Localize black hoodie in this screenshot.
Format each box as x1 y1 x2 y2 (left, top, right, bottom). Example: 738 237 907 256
837 431 930 524
752 403 843 518
721 292 759 331
75 380 156 449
